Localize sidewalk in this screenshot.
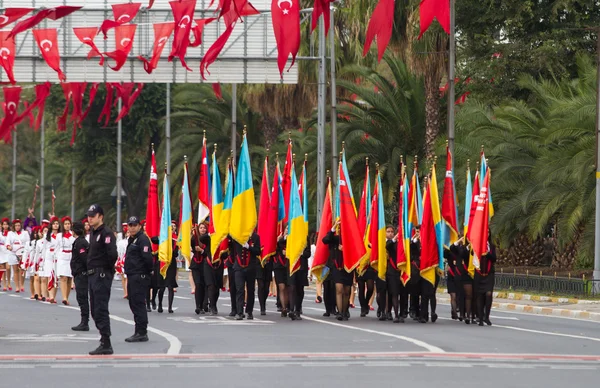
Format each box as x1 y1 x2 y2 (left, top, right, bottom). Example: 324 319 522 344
437 290 600 322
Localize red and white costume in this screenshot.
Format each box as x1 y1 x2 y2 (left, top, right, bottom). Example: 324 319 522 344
56 231 75 278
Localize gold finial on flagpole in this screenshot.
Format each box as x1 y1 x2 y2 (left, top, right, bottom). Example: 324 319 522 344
304 153 308 162
151 143 154 151
243 125 247 136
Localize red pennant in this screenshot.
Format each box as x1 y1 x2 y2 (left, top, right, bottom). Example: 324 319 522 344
58 83 73 133
200 23 235 80
418 0 450 39
104 24 137 71
271 0 300 76
148 0 156 9
0 86 22 141
212 83 223 100
81 83 100 121
138 22 175 74
100 2 142 39
0 8 34 29
189 18 216 47
223 0 259 27
33 83 51 131
0 32 16 84
114 83 144 122
73 27 104 64
363 0 395 62
168 0 197 71
99 83 114 127
33 28 66 82
21 101 35 128
311 0 330 34
455 91 471 105
9 6 81 38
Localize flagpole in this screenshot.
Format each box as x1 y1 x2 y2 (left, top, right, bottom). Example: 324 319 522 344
166 82 171 176
447 0 456 166
231 83 237 161
40 117 45 221
330 5 338 186
594 31 600 290
11 131 17 220
117 97 122 232
71 163 75 220
316 13 326 227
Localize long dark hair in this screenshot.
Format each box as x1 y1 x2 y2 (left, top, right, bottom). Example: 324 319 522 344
46 221 62 241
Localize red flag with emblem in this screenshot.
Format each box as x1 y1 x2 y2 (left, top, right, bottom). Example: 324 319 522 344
200 24 234 79
104 24 137 71
198 136 211 223
189 18 216 47
98 83 114 127
339 163 368 272
467 169 490 269
81 83 100 121
418 0 450 39
114 83 144 122
258 155 271 240
100 2 142 39
281 140 292 225
0 8 34 29
57 83 72 133
0 32 16 84
138 22 175 74
363 0 395 62
311 0 330 34
33 82 51 131
147 148 160 252
73 27 104 64
32 28 66 82
271 0 300 76
0 86 21 141
168 0 196 71
9 6 82 38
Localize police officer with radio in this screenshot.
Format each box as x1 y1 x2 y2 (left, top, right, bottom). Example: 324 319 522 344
124 216 153 343
86 204 118 355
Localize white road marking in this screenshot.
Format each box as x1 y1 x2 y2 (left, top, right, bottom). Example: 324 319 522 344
493 323 600 343
174 296 191 300
59 305 182 355
9 294 20 298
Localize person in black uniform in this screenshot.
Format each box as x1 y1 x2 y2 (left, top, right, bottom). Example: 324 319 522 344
256 241 273 316
444 239 463 321
273 231 289 317
323 220 353 321
85 204 118 355
408 226 422 320
70 221 90 332
123 216 153 342
385 228 404 323
224 241 237 317
287 236 311 320
191 222 209 315
204 237 224 316
450 237 472 323
231 231 261 320
475 232 496 326
156 224 179 314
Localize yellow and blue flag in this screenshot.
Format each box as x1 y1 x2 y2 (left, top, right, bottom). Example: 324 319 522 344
178 161 193 266
209 150 224 257
230 133 257 244
287 162 308 276
374 172 387 280
158 169 172 279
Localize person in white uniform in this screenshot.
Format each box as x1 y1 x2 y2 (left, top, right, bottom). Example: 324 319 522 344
23 227 38 299
7 219 30 293
34 225 49 301
42 216 61 304
57 217 75 305
0 218 11 290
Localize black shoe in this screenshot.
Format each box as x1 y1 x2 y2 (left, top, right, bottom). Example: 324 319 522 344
151 301 157 310
34 294 38 300
281 309 288 318
465 318 470 325
409 311 415 319
478 320 484 326
323 312 330 317
379 315 387 321
451 312 458 320
247 313 254 320
295 314 302 321
146 306 152 313
458 315 464 321
360 312 366 317
260 310 266 316
289 312 297 321
195 308 201 315
276 306 282 312
89 338 113 355
419 318 427 323
376 310 382 318
229 311 236 317
484 318 492 326
71 321 89 332
386 312 393 321
168 309 174 314
210 308 218 316
235 314 244 321
393 317 400 323
342 316 348 321
336 315 343 321
431 313 438 323
41 297 46 302
125 333 149 343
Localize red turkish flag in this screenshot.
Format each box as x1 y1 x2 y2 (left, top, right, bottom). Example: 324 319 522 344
271 0 300 76
0 86 21 141
100 2 142 39
338 164 368 272
467 169 490 269
81 83 100 121
9 6 81 38
363 0 395 62
138 22 175 74
168 0 196 71
104 24 137 71
0 32 16 84
69 82 88 145
33 28 66 82
0 8 34 29
311 0 330 35
189 18 216 47
200 23 235 80
148 0 156 9
58 83 73 133
73 27 104 64
212 83 223 100
99 83 114 127
114 83 144 122
15 82 51 131
222 0 259 27
418 0 450 39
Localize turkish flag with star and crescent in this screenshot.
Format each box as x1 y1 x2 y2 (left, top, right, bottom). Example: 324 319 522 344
8 6 81 38
168 0 196 71
0 8 34 29
100 2 142 39
138 22 175 74
32 28 66 82
0 86 21 141
271 0 300 76
104 24 137 71
0 31 16 84
73 27 104 64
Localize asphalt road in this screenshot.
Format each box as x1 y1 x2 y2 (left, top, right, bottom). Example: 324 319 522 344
1 279 599 387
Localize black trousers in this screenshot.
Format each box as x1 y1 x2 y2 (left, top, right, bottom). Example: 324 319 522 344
73 274 89 321
228 266 237 313
88 270 113 337
322 278 336 314
257 279 269 312
235 268 256 315
191 269 206 311
127 274 150 335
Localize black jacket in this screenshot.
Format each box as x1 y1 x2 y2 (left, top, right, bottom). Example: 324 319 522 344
232 233 261 271
322 231 343 270
190 233 211 270
70 236 89 276
124 231 153 275
386 239 400 273
87 224 118 271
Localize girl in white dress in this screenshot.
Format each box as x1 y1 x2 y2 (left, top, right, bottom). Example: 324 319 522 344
8 219 31 293
0 218 11 290
22 227 37 298
57 217 75 305
42 217 61 304
116 226 129 299
34 226 48 301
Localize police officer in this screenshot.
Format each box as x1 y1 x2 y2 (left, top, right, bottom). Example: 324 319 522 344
70 221 90 331
86 204 118 355
124 216 153 342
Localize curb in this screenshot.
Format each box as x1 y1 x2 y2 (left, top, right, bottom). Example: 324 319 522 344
437 289 600 305
437 297 600 322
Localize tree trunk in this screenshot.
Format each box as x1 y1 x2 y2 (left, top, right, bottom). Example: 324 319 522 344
424 75 440 161
261 116 280 150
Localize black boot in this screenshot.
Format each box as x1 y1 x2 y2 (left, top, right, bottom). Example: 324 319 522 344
125 332 149 343
71 319 89 332
89 336 113 355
